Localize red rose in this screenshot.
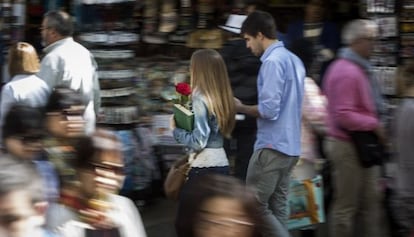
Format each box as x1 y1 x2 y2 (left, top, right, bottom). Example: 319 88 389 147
175 83 192 96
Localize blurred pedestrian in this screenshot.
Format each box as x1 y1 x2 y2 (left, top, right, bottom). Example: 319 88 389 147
43 86 86 188
289 37 328 237
286 0 340 85
390 61 414 237
0 155 54 237
322 19 384 237
37 10 100 134
179 174 261 237
0 42 50 146
46 129 147 237
219 14 261 181
236 10 306 237
2 104 59 203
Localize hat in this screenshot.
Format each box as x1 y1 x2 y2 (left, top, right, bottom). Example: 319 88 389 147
219 14 247 34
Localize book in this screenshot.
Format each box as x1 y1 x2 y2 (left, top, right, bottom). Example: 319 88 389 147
173 104 194 131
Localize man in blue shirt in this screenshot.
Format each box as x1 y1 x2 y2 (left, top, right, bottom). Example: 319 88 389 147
235 10 306 237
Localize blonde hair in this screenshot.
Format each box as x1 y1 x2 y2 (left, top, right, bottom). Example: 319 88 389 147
8 42 40 77
190 49 235 138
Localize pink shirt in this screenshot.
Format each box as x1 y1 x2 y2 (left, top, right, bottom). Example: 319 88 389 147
301 77 327 161
322 59 379 141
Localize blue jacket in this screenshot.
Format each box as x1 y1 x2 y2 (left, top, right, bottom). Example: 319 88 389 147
173 92 223 152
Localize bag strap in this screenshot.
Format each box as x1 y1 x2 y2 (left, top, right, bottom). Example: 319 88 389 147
188 150 203 164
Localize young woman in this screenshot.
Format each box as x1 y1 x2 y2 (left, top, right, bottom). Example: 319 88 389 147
171 48 236 178
45 129 147 237
171 49 236 236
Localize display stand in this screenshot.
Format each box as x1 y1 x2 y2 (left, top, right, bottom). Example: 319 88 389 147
75 1 162 202
0 0 26 85
362 0 399 134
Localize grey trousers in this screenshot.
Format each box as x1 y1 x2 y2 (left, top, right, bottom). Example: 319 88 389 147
324 137 380 237
246 148 298 237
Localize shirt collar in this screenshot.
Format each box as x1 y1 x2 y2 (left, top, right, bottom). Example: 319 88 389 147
43 37 73 54
11 74 34 81
260 40 284 62
337 47 372 71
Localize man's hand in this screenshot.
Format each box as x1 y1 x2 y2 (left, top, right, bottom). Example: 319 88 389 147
234 97 260 118
234 97 243 112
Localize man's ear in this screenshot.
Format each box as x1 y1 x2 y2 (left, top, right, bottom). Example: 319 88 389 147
257 32 264 40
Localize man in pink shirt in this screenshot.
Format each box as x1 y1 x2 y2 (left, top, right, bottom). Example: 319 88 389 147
322 19 385 237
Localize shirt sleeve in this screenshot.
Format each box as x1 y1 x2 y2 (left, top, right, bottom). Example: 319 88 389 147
258 60 285 120
114 196 147 237
173 96 210 151
38 55 60 88
0 85 17 126
91 56 101 116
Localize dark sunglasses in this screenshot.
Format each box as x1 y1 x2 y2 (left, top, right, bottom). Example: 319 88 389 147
14 133 44 143
62 109 85 116
0 213 31 226
85 162 124 174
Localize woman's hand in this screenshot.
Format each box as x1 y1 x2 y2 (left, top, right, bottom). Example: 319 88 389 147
79 208 116 229
170 115 176 130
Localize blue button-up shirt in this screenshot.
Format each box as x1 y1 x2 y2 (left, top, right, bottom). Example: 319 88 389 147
255 41 305 156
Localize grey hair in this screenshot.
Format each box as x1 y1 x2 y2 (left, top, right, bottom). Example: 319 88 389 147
44 10 74 37
341 19 378 45
0 155 46 204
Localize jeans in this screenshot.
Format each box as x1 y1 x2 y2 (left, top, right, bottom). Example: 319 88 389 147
246 148 298 237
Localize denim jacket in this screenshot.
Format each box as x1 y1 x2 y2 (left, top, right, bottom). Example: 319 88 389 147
173 92 223 152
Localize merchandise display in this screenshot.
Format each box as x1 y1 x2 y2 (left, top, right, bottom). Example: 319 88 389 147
76 0 160 198
76 1 140 125
400 1 414 62
8 0 412 208
0 1 26 84
364 0 399 134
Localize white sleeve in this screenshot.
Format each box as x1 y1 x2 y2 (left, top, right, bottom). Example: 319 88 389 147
0 85 16 126
111 195 148 237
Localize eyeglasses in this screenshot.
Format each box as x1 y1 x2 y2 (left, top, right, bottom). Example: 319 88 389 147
39 26 51 31
62 109 85 117
47 107 85 120
84 162 124 175
95 163 124 175
0 213 32 227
